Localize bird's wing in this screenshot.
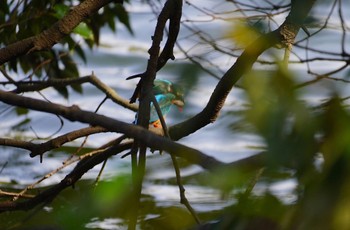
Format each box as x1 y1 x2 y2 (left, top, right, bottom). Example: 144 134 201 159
150 94 175 122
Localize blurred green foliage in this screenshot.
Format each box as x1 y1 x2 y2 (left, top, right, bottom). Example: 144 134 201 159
244 66 317 175
0 0 132 98
215 63 350 230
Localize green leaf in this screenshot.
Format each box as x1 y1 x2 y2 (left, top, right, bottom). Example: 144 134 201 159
59 54 82 94
70 83 83 94
88 21 100 45
0 1 9 15
93 174 132 212
115 5 133 35
74 44 87 63
107 15 116 32
73 22 94 40
53 4 69 19
54 85 69 98
12 118 31 130
61 54 79 77
15 107 29 116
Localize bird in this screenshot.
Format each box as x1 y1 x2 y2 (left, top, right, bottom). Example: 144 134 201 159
134 79 184 128
150 79 184 128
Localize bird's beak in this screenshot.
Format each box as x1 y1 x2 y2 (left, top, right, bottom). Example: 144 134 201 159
172 99 184 111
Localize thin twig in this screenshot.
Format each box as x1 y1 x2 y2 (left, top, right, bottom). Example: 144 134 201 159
94 159 108 187
0 189 35 199
13 147 109 201
10 74 138 111
151 95 201 224
283 43 292 68
94 135 129 186
0 142 133 212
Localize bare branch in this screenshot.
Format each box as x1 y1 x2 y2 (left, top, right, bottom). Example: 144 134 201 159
0 126 108 158
7 74 137 111
0 138 37 152
29 126 108 158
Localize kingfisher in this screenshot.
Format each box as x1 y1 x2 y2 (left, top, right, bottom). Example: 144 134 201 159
149 79 184 128
134 79 184 128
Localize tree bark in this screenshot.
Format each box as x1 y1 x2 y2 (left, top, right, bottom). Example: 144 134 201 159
0 0 121 65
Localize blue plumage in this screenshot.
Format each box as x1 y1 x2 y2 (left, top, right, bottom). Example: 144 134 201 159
134 79 184 128
150 93 176 123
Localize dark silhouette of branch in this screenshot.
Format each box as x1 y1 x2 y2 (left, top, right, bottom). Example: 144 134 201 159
29 126 108 158
0 126 108 163
0 136 265 213
151 95 201 224
168 0 317 141
127 1 184 228
0 142 131 212
0 0 121 65
0 138 38 152
156 0 183 70
128 0 183 103
295 63 350 88
0 89 225 171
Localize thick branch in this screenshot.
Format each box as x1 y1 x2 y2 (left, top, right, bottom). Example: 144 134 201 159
30 126 108 158
169 31 280 140
126 3 183 226
0 138 37 152
0 90 224 171
157 0 182 70
0 126 108 158
129 0 182 104
168 0 317 141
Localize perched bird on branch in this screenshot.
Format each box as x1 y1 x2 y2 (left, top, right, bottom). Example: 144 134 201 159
150 79 184 128
134 79 184 129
